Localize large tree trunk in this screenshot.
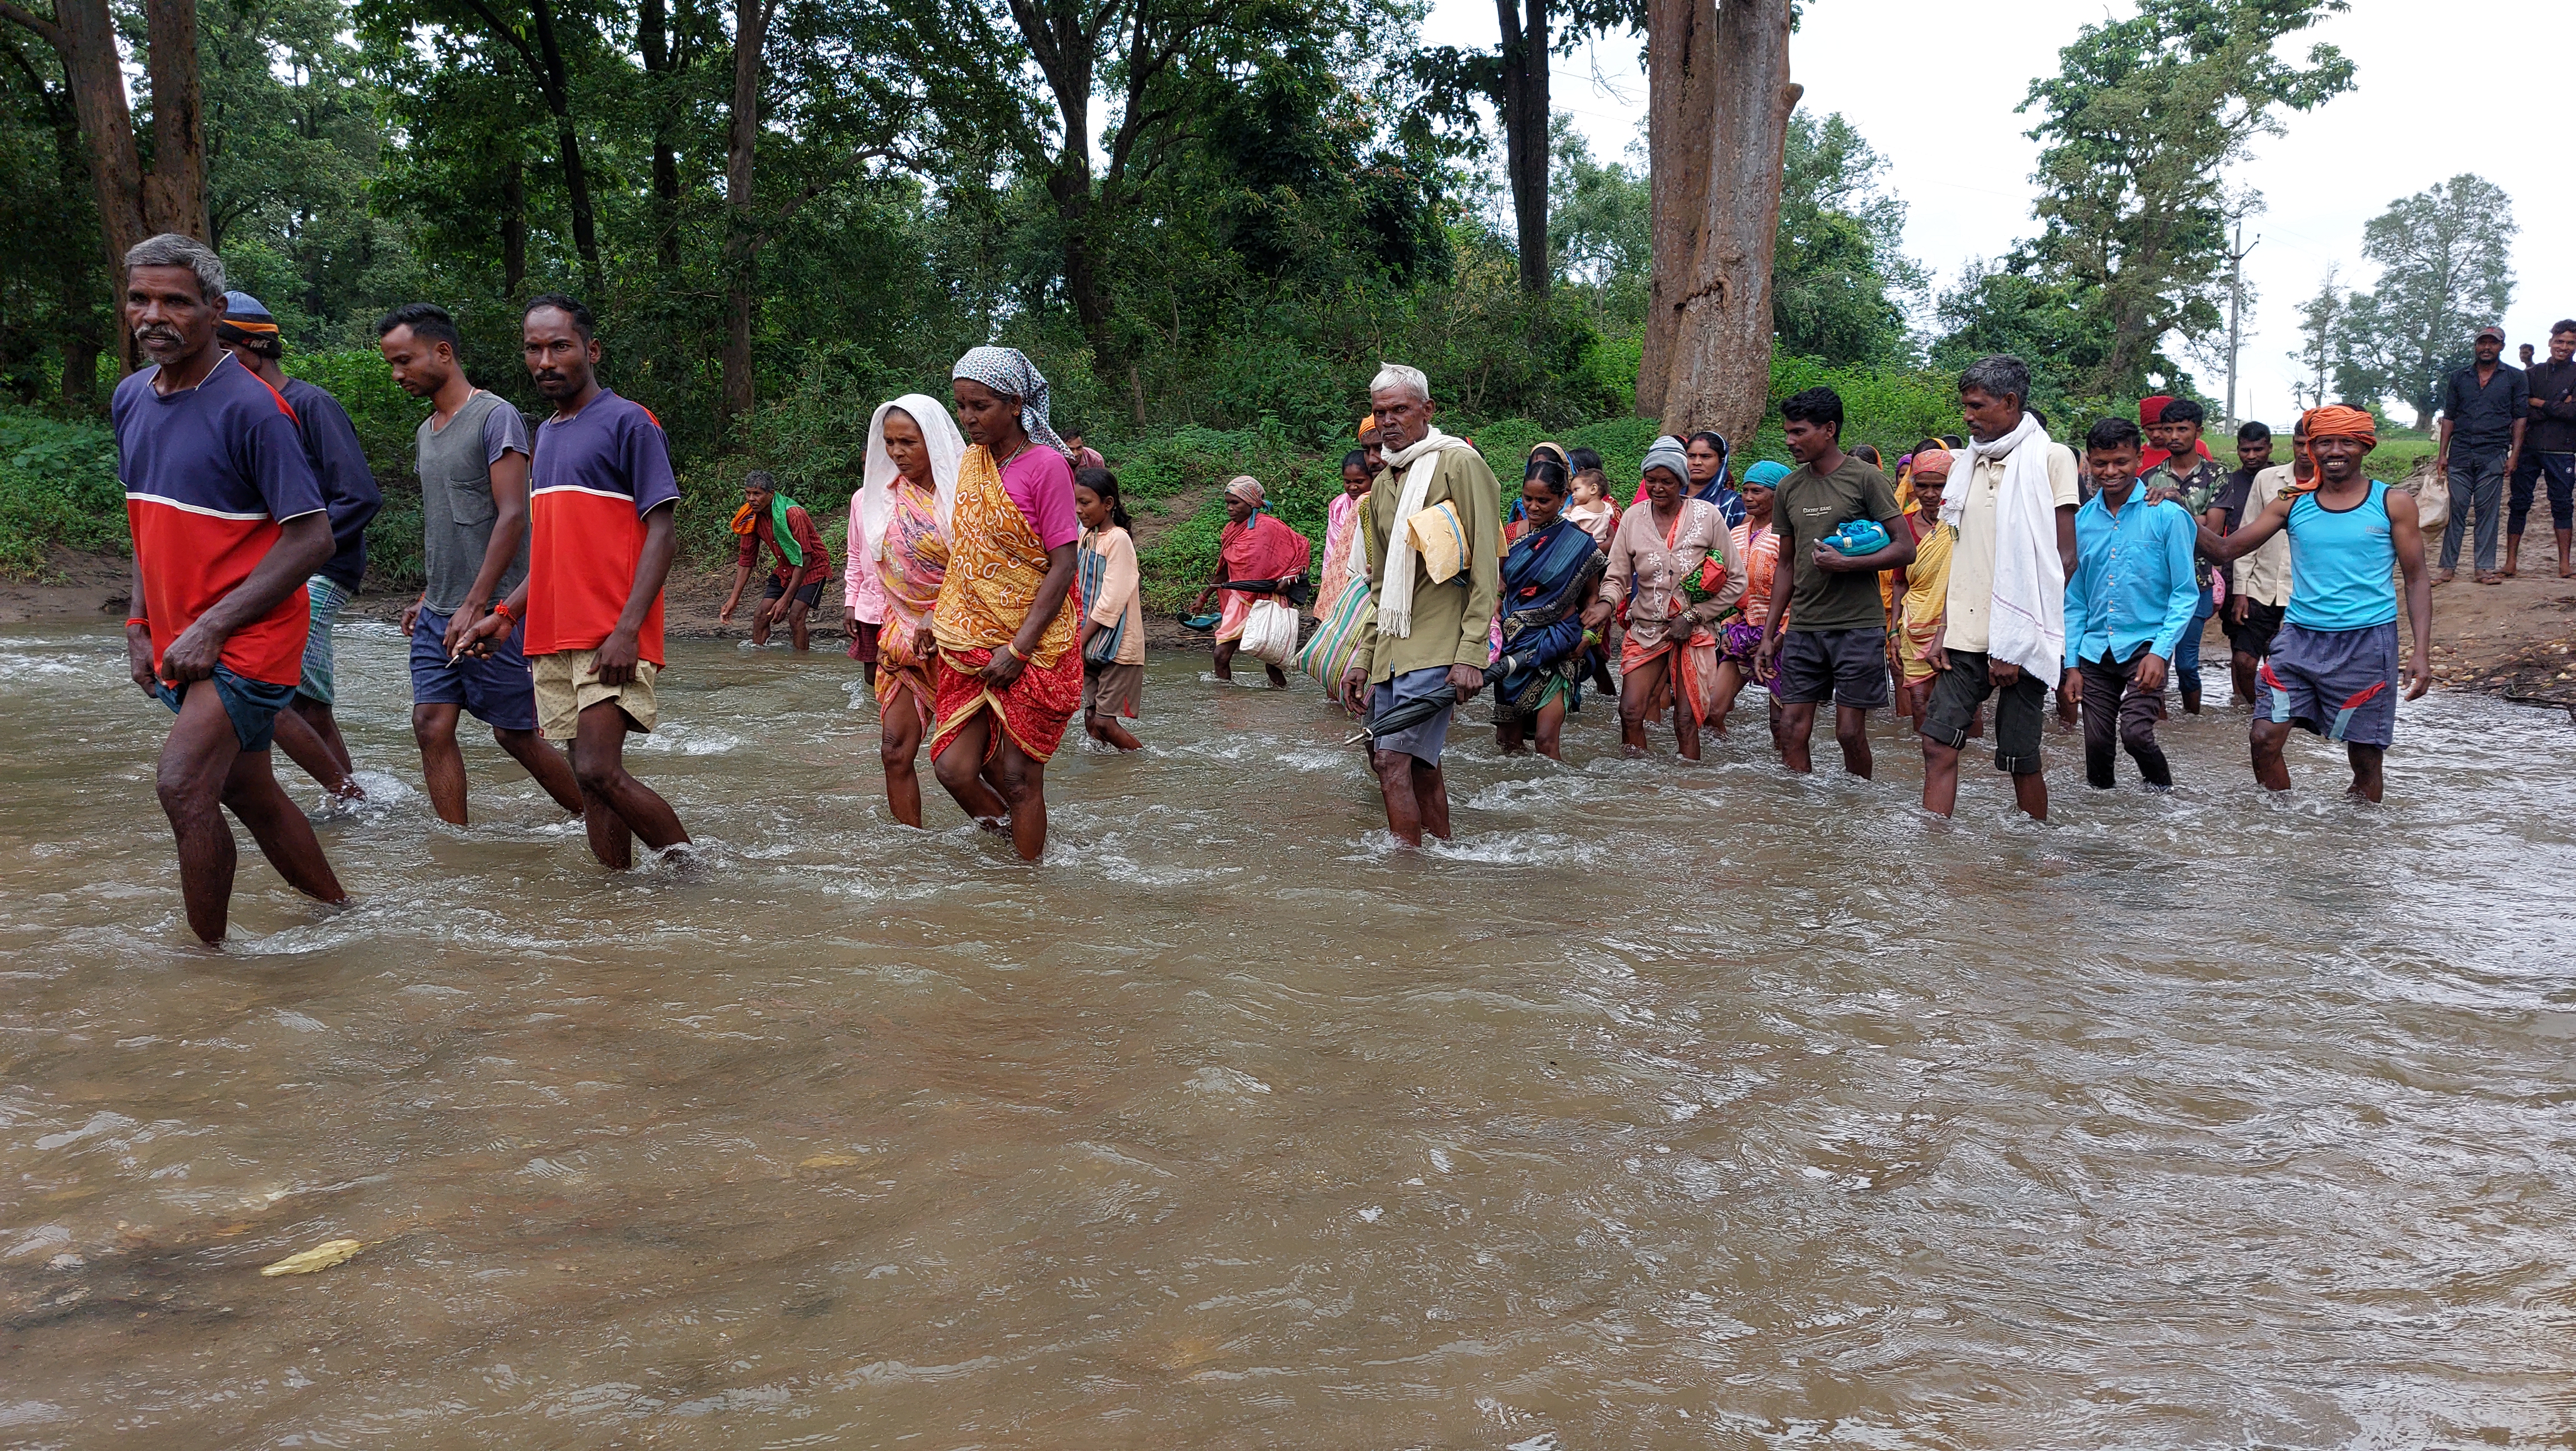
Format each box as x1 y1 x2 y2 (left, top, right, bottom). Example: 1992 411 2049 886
639 0 682 270
1636 0 1715 417
719 0 771 428
138 0 206 237
1660 0 1797 447
529 0 601 286
4 0 208 374
1495 0 1548 294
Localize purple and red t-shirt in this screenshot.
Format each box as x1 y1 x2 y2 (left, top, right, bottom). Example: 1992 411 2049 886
1002 446 1080 551
526 389 681 664
113 350 327 686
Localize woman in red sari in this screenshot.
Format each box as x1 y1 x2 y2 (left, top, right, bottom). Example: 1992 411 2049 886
1191 475 1311 688
929 347 1084 861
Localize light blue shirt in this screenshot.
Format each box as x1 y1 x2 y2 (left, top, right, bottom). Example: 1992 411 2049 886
2062 486 2201 670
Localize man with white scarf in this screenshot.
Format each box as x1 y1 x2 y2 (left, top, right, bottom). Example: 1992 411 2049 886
1338 362 1503 845
1918 354 2081 821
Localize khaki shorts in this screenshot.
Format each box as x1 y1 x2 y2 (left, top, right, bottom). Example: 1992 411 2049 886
533 649 660 739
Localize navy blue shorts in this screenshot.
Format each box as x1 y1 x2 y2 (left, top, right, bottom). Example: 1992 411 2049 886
411 605 540 732
2256 620 2399 748
157 666 299 752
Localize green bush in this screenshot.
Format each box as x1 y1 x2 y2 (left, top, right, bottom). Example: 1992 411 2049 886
0 403 124 574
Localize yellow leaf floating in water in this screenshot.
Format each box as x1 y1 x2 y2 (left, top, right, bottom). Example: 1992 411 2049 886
798 1154 864 1170
260 1239 363 1277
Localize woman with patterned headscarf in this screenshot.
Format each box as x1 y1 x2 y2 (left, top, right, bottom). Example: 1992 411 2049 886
929 346 1085 860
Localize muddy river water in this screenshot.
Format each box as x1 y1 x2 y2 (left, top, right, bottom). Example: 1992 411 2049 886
3 621 2573 1448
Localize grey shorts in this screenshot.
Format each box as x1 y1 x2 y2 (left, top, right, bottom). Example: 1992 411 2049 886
1774 626 1891 709
298 574 354 705
2256 621 2399 748
1368 665 1457 766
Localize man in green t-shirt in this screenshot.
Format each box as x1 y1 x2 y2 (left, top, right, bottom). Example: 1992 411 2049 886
1754 386 1914 778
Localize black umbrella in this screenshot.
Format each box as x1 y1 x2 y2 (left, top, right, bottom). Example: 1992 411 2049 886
1344 689 1456 746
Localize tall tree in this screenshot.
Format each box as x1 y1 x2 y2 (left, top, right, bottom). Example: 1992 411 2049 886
2284 264 2342 410
638 0 713 271
1654 0 1797 446
1770 110 1925 366
1404 0 1637 297
1633 0 1711 417
2332 174 2516 430
2018 0 2354 398
0 30 108 400
427 0 606 285
721 0 776 425
2 0 209 350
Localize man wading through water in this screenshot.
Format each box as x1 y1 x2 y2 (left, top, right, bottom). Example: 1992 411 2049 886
2201 405 2434 802
719 470 831 651
377 303 584 826
1917 354 2080 821
1339 363 1502 845
113 233 347 943
213 290 383 802
462 295 693 868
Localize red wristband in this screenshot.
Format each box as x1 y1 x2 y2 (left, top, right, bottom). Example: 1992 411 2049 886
492 599 515 624
124 616 148 629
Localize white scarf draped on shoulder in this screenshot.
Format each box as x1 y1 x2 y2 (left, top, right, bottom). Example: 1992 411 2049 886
1372 426 1477 639
857 395 966 561
1937 410 2064 678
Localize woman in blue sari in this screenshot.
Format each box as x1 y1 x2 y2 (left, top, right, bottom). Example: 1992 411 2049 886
1492 460 1608 760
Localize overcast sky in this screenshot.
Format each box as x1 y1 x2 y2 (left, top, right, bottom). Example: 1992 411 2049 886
1419 0 2568 427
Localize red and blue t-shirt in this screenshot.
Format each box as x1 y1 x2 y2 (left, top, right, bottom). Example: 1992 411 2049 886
526 389 682 664
113 350 327 686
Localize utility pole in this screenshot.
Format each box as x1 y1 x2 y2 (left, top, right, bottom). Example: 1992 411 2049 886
2222 218 2258 432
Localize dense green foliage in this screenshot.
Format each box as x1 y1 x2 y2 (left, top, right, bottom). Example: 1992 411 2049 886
0 404 122 572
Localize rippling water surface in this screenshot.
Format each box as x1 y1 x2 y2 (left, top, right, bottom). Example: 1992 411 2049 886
4 621 2574 1448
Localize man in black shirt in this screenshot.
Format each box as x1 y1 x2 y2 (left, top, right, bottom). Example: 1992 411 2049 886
2435 324 2528 584
2511 319 2576 578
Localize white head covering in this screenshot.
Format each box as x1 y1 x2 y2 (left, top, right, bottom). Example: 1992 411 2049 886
857 394 967 562
950 345 1070 457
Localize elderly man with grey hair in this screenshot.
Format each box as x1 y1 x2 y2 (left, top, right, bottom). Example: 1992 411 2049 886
1916 353 2081 822
1338 362 1503 845
113 233 348 943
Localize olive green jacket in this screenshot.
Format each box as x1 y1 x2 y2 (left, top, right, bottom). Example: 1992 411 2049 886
1349 444 1502 686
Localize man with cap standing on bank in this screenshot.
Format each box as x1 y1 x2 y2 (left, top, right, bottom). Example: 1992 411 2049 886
2433 324 2526 585
215 289 383 801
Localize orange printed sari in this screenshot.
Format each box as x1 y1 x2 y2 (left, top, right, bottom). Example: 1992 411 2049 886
929 445 1081 762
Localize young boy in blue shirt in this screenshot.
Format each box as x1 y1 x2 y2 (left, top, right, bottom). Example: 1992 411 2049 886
2058 417 2201 790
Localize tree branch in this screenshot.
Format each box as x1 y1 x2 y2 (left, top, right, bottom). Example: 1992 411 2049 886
448 0 548 97
0 0 62 50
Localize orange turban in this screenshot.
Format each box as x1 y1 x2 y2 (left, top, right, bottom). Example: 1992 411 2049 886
1357 416 1379 441
2291 405 2374 493
1909 449 1953 481
2301 404 2375 445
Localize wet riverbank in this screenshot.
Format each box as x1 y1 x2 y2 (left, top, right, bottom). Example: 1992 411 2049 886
4 621 2574 1448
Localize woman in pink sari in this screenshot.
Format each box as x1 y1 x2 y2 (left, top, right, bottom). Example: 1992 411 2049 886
1191 475 1312 688
1311 448 1370 623
850 395 964 826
